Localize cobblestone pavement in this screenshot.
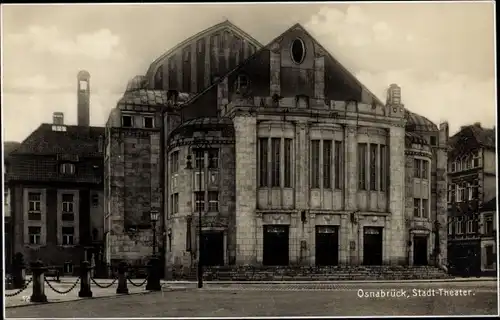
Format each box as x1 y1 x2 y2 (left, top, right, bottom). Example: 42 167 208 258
5 280 498 317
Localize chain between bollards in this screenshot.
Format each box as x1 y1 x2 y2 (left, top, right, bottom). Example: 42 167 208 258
91 277 118 288
44 277 80 295
127 276 148 287
5 278 33 297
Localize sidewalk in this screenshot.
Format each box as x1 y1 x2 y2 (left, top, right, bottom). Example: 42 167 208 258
5 279 188 308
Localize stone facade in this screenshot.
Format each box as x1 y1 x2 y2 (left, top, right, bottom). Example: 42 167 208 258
103 22 449 274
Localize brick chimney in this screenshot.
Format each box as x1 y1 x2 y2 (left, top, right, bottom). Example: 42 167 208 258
53 112 64 125
473 122 481 128
77 70 91 127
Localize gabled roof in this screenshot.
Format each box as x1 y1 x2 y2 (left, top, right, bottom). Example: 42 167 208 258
182 23 384 108
3 141 21 156
10 124 104 157
449 124 496 150
145 19 263 79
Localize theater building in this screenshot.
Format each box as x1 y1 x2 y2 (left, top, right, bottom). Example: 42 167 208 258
104 21 449 274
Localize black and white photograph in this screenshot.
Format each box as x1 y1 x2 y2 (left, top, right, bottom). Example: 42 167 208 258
2 1 498 318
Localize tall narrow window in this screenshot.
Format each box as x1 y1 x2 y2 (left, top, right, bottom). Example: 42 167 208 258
311 140 320 188
259 138 268 187
369 144 377 191
28 192 41 212
334 141 342 189
323 140 332 189
28 226 41 245
208 149 219 169
448 217 453 235
414 159 421 178
271 138 281 187
194 192 204 212
422 160 429 179
171 193 179 215
358 143 367 190
379 144 386 191
208 192 219 212
422 199 429 218
62 227 74 245
414 198 420 217
472 150 480 167
472 179 479 199
284 139 292 188
62 194 74 213
171 151 179 174
194 150 204 169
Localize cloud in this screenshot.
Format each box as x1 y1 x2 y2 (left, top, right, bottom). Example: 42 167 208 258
306 5 398 47
7 26 124 60
304 5 496 136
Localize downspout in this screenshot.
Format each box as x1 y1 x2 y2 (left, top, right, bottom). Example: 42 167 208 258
160 106 167 278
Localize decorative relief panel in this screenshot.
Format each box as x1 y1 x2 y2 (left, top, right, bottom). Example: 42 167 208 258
263 213 291 225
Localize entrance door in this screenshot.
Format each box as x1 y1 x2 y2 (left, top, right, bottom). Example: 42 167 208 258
201 231 224 266
315 226 339 266
263 225 289 266
413 235 428 266
363 227 383 265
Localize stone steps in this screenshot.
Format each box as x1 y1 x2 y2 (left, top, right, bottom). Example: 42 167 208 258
173 266 452 281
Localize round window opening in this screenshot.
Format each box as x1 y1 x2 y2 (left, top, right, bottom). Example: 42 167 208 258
291 38 306 64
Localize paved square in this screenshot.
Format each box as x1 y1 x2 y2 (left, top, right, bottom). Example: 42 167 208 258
5 280 498 317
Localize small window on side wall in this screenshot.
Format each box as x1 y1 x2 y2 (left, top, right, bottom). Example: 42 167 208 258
60 163 75 175
430 136 437 146
122 115 133 128
144 116 154 129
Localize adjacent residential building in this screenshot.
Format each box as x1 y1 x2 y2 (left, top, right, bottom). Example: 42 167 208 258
447 123 497 275
4 71 105 274
104 20 449 276
4 141 21 272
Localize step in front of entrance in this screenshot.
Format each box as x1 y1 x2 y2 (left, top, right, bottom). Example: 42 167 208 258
171 266 453 281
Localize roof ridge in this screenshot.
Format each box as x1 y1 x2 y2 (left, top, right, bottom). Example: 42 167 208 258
181 21 386 108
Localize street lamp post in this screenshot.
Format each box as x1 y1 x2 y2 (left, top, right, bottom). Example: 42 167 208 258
186 144 214 290
146 209 161 291
150 210 159 257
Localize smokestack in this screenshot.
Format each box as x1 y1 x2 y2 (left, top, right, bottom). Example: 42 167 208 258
53 112 64 125
77 70 90 127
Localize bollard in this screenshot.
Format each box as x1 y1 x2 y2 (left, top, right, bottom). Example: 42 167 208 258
78 261 93 298
146 256 162 291
12 252 26 289
116 261 129 294
30 260 48 303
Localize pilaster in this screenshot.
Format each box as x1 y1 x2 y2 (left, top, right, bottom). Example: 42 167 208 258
233 115 258 265
314 54 325 99
389 125 406 264
270 44 281 96
345 125 358 211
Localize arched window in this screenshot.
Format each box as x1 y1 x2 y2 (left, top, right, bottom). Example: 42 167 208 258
234 74 249 93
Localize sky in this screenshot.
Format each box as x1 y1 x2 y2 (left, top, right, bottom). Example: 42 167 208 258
1 2 496 142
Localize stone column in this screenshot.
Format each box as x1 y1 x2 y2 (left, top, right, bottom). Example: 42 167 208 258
389 125 406 264
339 215 348 265
309 213 316 266
233 115 258 265
345 126 358 211
383 216 391 264
290 213 298 264
256 212 263 264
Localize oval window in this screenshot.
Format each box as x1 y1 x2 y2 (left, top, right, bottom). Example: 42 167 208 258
290 38 306 64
